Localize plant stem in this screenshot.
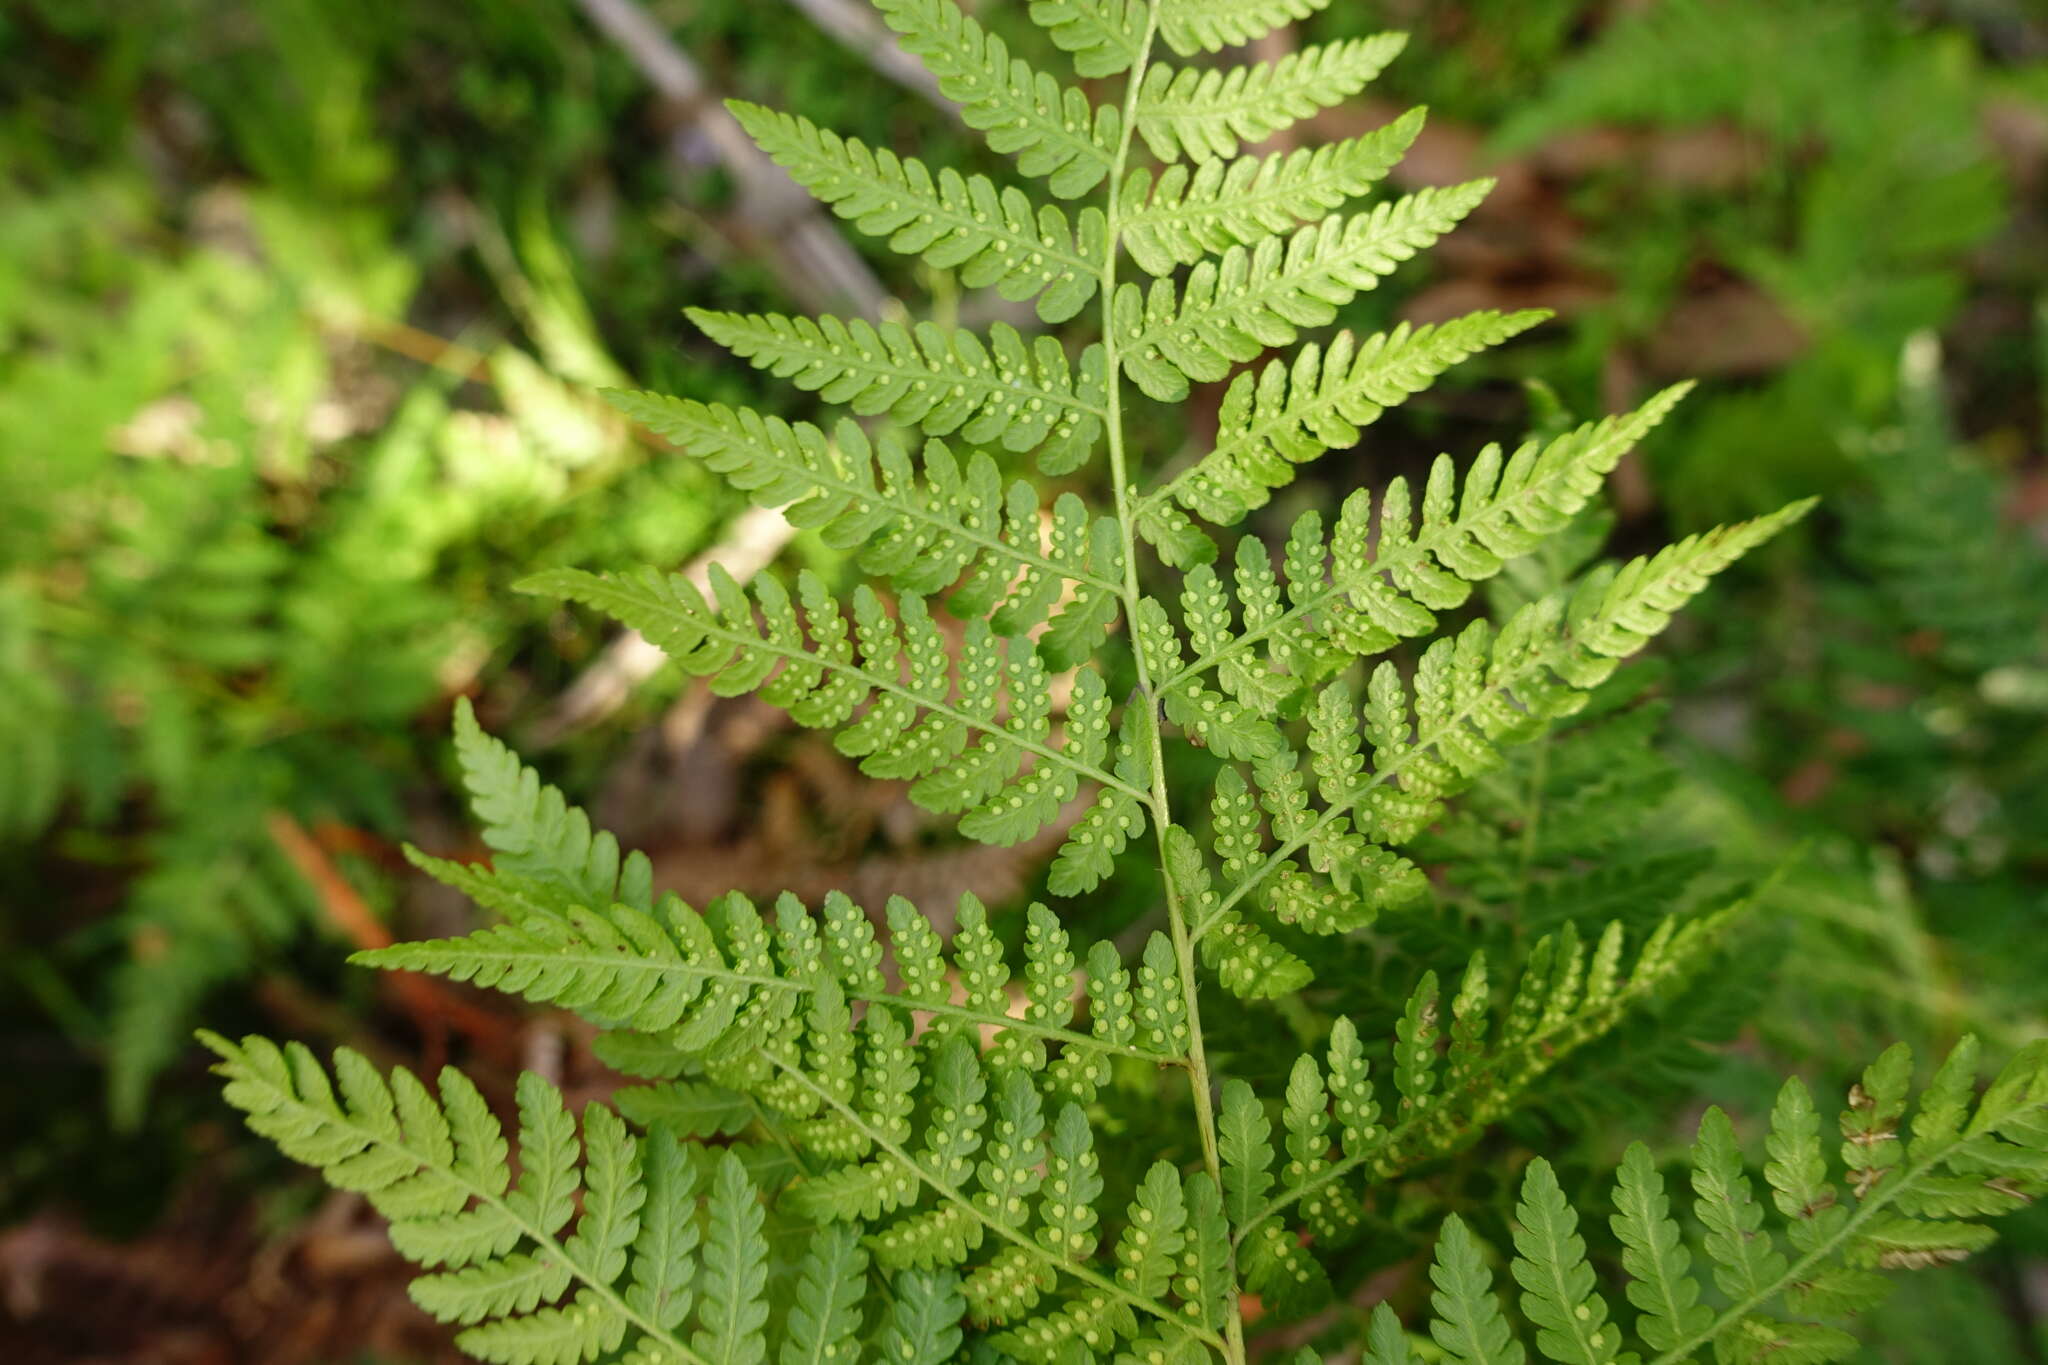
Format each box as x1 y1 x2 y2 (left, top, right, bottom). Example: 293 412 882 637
1097 9 1248 1364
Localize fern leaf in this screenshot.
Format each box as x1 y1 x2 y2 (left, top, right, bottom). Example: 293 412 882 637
1156 0 1333 56
1363 1302 1413 1365
603 393 1121 663
1610 1143 1712 1354
446 696 650 920
1029 0 1147 77
877 0 1117 197
697 1150 771 1365
1395 1038 2048 1363
687 309 1105 472
1511 1158 1621 1364
520 567 1129 854
1121 107 1425 276
1115 183 1493 402
1160 392 1698 707
731 102 1104 323
1141 310 1548 539
387 717 1171 1077
1429 1216 1527 1365
1204 911 1745 1275
202 1034 725 1365
1172 499 1811 957
779 1227 867 1365
1135 35 1407 163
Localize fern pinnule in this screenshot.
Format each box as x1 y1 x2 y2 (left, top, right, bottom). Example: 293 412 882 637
731 102 1106 324
1028 0 1148 78
601 391 1122 664
687 309 1107 471
1115 182 1493 402
1134 34 1409 163
1119 107 1426 275
1138 308 1549 540
1155 0 1335 57
877 0 1118 197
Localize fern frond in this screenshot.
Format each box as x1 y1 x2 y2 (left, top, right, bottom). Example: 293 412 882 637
0 594 64 840
402 697 654 927
1028 0 1148 78
1139 309 1550 548
601 393 1122 667
1218 913 1736 1290
687 309 1106 474
359 723 1232 1354
1846 377 2048 672
1115 183 1493 402
1156 0 1334 57
877 0 1118 198
730 102 1105 324
1178 499 1810 950
201 1033 805 1365
1134 35 1408 164
1120 108 1425 277
524 566 1130 851
198 15 2045 1365
388 716 1165 1089
1394 1037 2048 1365
1155 383 1696 679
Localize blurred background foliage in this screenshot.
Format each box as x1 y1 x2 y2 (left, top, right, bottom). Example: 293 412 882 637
0 0 2043 1361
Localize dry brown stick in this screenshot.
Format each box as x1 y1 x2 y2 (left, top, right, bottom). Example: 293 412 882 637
572 0 886 317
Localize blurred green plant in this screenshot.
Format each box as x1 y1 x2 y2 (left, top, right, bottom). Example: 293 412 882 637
1486 0 2023 522
0 168 734 1127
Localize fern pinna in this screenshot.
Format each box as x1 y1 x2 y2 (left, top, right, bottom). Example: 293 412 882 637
206 5 2048 1364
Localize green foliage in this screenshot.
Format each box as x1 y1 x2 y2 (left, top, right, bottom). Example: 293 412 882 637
1414 1038 2048 1365
1489 0 2017 523
194 7 2046 1365
0 161 732 1126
